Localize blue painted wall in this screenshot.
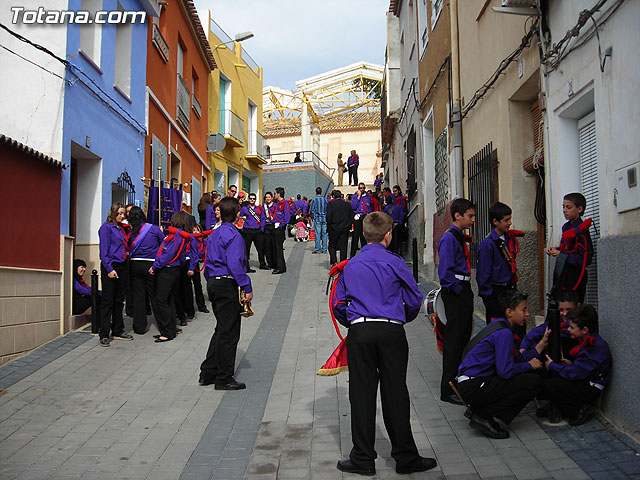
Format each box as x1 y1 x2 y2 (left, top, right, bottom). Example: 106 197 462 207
60 0 150 234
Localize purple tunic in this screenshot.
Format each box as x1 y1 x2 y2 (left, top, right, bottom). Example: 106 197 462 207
333 243 423 326
476 230 515 297
240 205 265 230
98 222 129 273
351 193 372 215
437 225 471 295
204 223 253 294
547 333 611 385
129 223 165 260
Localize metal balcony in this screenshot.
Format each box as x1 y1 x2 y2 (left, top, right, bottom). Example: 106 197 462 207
219 109 244 146
247 130 267 163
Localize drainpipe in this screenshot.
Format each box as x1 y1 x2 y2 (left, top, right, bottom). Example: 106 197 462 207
450 0 464 198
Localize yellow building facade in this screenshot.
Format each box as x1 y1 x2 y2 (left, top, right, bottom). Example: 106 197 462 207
204 12 266 197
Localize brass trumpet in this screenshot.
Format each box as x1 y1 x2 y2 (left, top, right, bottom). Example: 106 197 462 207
238 287 254 318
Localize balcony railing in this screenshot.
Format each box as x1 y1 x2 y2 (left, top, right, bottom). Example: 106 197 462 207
192 94 201 119
241 49 260 77
219 109 244 144
210 18 234 54
267 151 331 176
152 24 169 63
247 130 267 159
176 73 190 131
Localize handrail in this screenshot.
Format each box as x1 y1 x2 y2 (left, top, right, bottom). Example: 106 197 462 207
267 150 331 176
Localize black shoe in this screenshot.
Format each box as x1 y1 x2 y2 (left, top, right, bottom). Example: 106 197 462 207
464 406 473 419
536 403 550 418
187 314 195 320
396 456 437 475
259 265 270 270
272 269 283 274
154 336 173 343
176 328 183 334
568 404 594 426
198 306 209 313
469 414 509 439
199 376 216 386
179 319 188 326
441 394 464 405
215 379 246 390
99 337 110 347
246 268 256 273
336 460 375 476
112 333 134 341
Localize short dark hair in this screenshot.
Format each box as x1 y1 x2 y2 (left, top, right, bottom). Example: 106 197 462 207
170 211 193 232
332 189 341 199
297 194 301 200
567 304 599 334
489 202 512 226
498 289 528 317
451 198 475 220
316 187 322 194
383 187 391 194
556 290 580 305
564 192 587 214
219 197 240 223
393 184 401 192
275 187 285 198
363 212 393 243
248 193 256 200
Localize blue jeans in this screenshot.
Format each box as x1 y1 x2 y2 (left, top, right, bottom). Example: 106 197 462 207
314 220 327 252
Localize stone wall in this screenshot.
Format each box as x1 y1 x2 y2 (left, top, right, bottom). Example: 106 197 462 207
0 267 61 365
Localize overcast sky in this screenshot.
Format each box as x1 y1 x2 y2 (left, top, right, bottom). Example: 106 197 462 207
194 0 389 91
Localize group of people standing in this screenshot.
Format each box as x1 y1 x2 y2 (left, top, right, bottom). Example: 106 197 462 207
437 194 610 439
336 150 361 186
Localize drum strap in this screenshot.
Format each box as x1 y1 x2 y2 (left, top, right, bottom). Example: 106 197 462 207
461 321 509 362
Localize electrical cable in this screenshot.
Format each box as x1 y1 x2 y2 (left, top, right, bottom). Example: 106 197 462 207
0 43 68 82
0 21 146 133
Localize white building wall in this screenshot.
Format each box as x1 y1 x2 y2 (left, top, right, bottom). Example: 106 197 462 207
0 1 68 159
544 0 640 437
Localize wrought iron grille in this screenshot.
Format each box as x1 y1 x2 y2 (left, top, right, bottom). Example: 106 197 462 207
112 171 136 206
467 142 498 265
434 130 449 214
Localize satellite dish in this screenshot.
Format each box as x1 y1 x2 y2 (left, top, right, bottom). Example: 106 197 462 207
206 133 226 153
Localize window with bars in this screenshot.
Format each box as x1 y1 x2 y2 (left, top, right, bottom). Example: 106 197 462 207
111 171 136 206
434 129 449 214
467 142 498 265
406 127 417 198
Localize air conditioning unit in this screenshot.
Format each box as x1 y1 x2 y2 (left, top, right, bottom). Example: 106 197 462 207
502 0 537 6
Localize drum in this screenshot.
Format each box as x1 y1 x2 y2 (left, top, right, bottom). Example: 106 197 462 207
424 288 447 325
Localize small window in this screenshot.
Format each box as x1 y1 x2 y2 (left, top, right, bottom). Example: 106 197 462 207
431 0 443 30
114 2 132 97
79 0 103 67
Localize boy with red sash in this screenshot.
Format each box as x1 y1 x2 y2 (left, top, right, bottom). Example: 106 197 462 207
545 192 593 303
240 193 267 271
476 202 525 325
542 304 611 426
349 182 372 258
438 198 476 404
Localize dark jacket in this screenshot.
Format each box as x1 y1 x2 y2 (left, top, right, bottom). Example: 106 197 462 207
326 199 353 233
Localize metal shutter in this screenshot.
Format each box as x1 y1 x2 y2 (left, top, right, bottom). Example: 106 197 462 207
579 113 599 308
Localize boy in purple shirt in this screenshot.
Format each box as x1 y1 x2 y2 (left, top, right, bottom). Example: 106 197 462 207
349 182 372 258
542 304 611 426
199 197 253 390
333 212 437 476
457 290 543 439
438 198 475 404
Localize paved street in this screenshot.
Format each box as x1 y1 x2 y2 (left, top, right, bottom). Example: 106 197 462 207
1 239 639 480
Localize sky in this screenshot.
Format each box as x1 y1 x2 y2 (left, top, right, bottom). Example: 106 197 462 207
194 0 389 91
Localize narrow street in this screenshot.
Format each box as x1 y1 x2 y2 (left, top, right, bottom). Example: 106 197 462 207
1 240 638 480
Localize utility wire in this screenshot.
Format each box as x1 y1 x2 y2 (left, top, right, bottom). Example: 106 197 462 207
0 43 67 82
0 21 146 133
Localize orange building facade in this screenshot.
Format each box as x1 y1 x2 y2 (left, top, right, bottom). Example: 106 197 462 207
145 0 216 214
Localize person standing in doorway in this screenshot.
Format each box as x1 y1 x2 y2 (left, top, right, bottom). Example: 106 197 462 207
347 150 359 186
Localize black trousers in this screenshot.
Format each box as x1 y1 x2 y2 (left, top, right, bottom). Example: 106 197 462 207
350 217 366 258
274 226 286 272
200 277 242 383
191 268 206 310
346 323 421 471
541 376 601 418
130 260 160 334
263 224 276 268
243 228 266 268
482 284 515 324
73 295 92 315
457 373 541 424
328 229 349 264
99 262 128 339
348 165 358 185
155 266 180 338
389 224 400 254
440 282 474 397
175 264 195 319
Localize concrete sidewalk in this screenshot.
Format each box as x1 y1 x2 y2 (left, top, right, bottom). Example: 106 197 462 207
0 239 639 479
